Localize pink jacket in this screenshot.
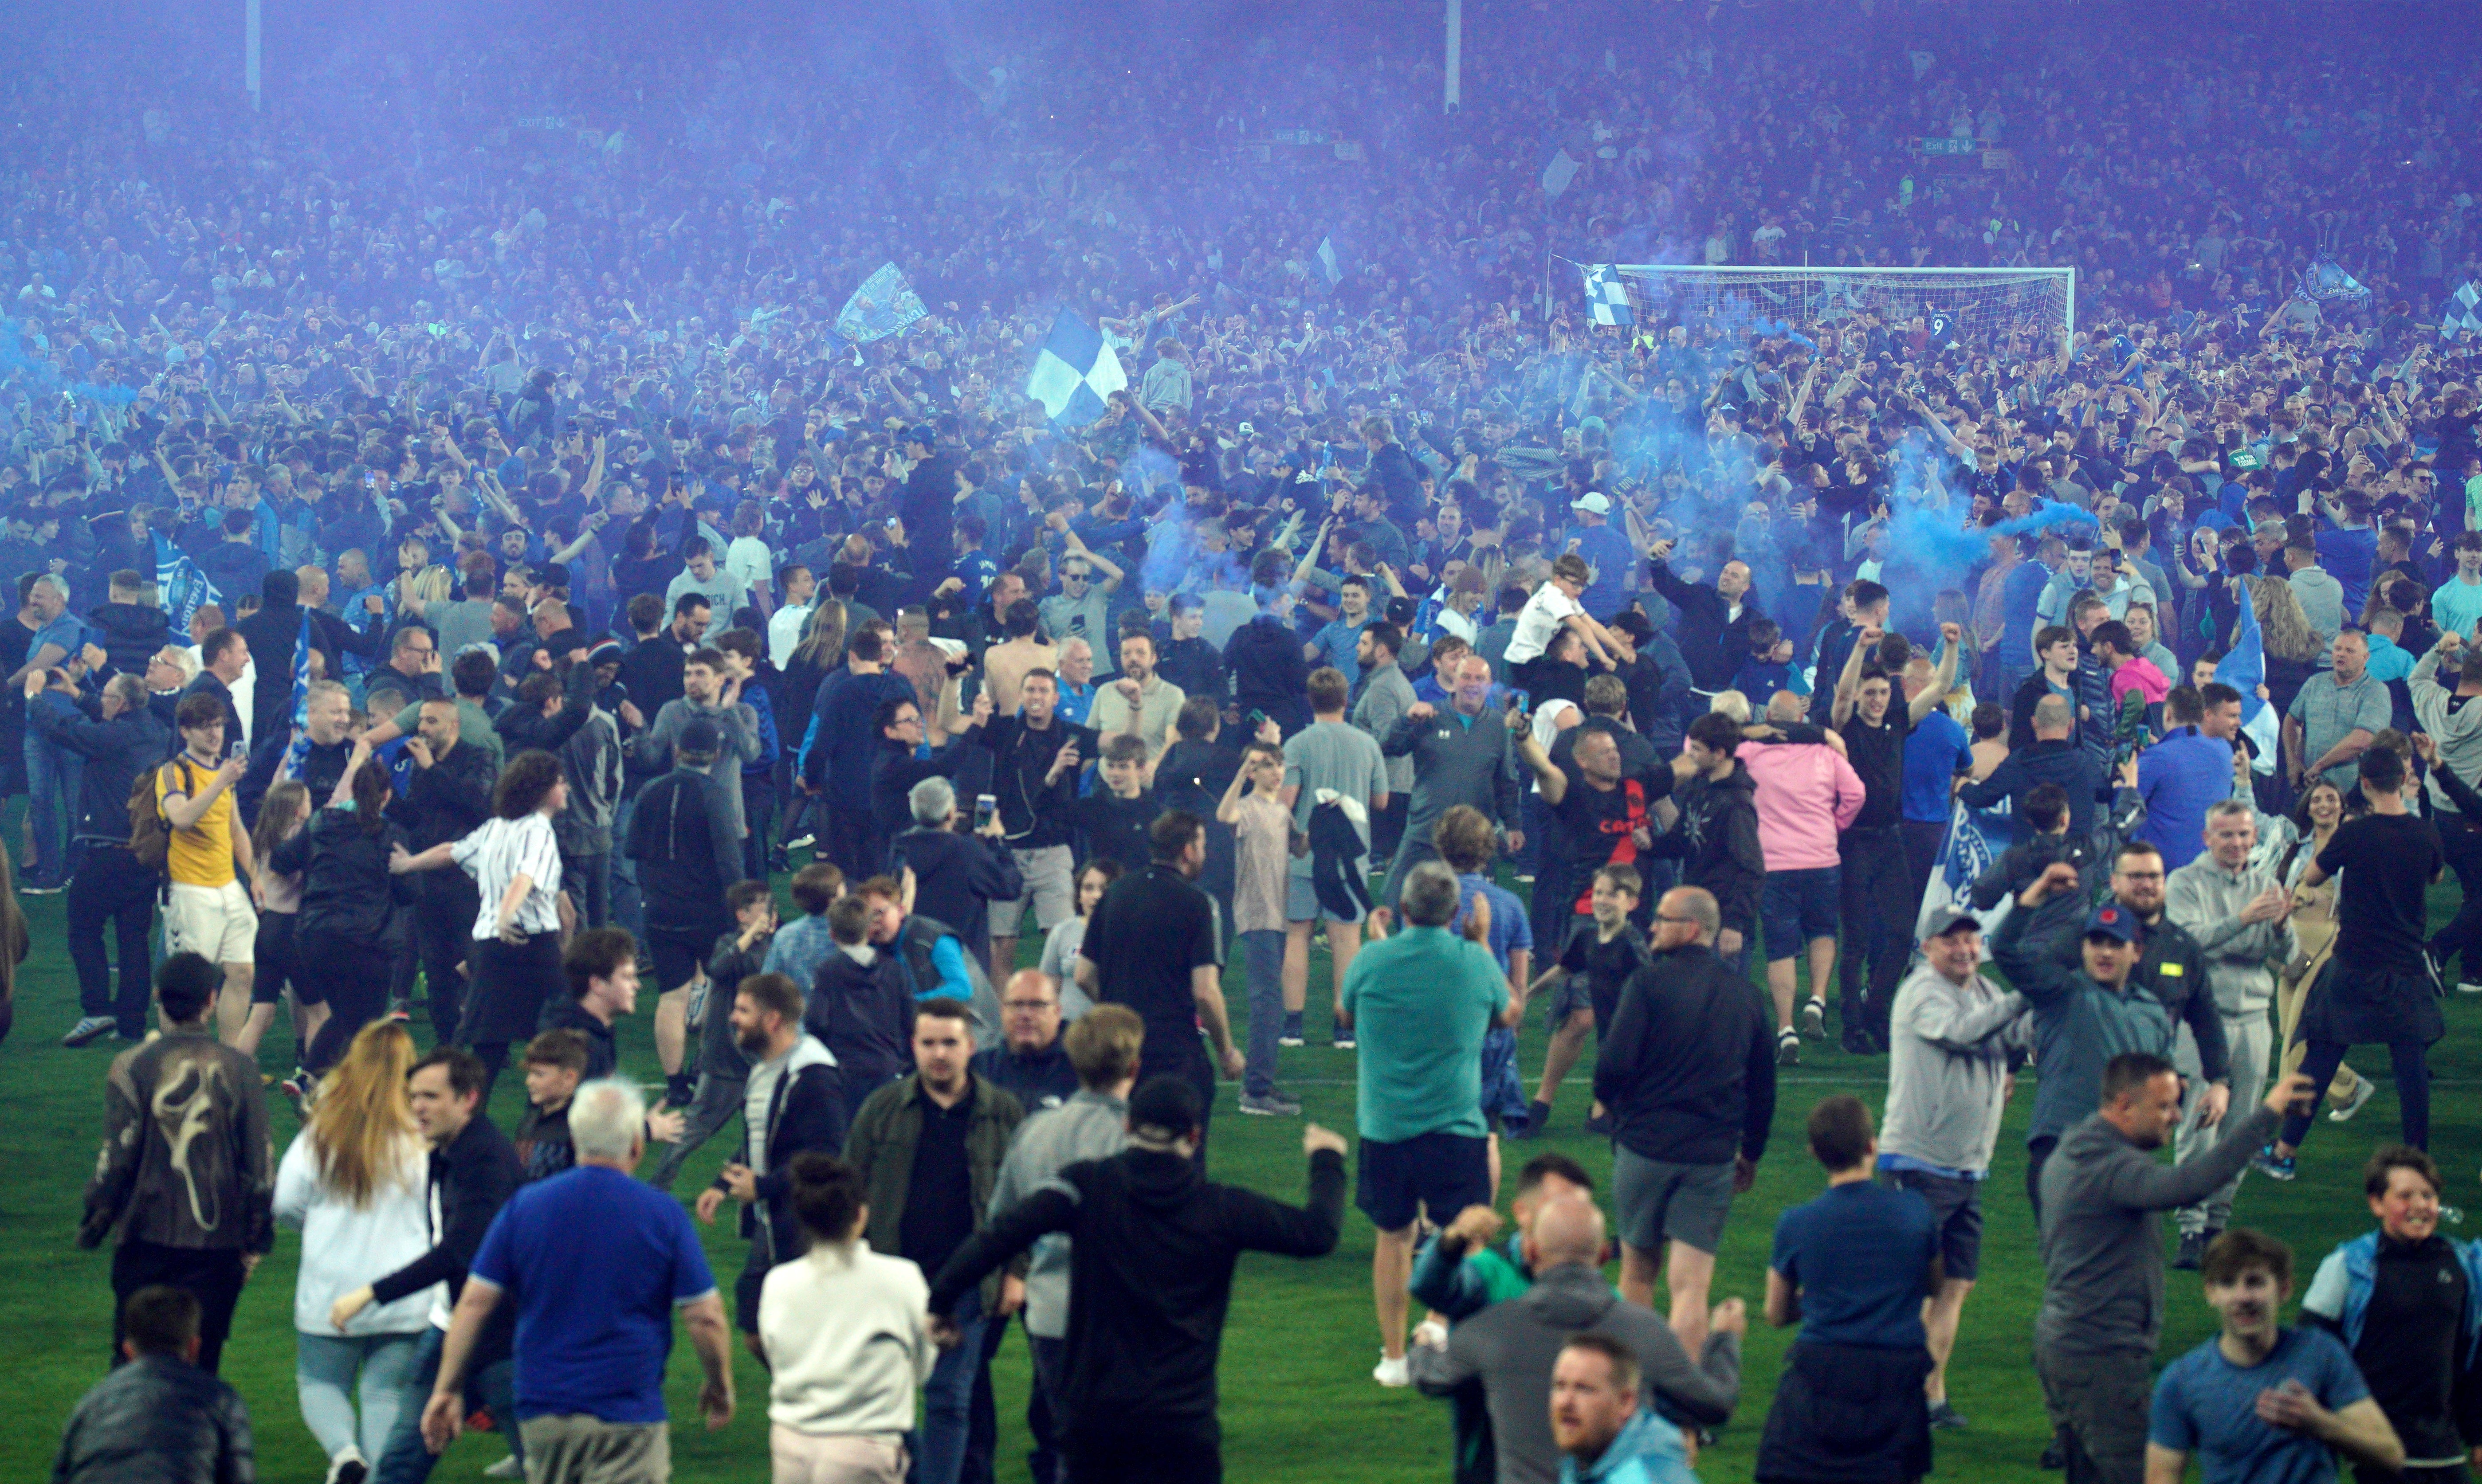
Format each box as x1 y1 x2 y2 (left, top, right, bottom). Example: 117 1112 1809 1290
2109 656 2169 706
1738 740 1866 872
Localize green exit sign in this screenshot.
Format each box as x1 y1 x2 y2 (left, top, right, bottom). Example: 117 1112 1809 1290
1920 137 1978 157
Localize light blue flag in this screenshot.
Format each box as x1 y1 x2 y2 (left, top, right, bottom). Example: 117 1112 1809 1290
153 534 219 636
1024 311 1126 426
2216 587 2280 772
834 263 927 347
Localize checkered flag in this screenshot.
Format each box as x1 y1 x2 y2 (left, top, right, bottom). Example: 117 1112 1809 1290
2442 281 2482 341
1024 310 1127 426
1581 263 1634 327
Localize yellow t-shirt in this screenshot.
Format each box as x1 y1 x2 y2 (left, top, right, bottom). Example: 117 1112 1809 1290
156 756 235 889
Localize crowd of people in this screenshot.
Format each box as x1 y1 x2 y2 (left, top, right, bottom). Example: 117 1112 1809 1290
23 1 2482 1482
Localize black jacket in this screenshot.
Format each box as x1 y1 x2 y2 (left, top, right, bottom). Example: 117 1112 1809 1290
51 1355 253 1484
369 1112 522 1368
970 1038 1081 1114
1594 944 1777 1167
1957 736 2106 845
627 765 744 934
1642 764 1764 935
495 657 596 757
27 691 169 842
720 1046 848 1249
929 1146 1345 1435
236 733 352 828
887 826 1023 966
1225 614 1312 733
174 674 244 756
807 948 914 1093
1646 558 1762 692
387 739 497 854
83 600 171 677
270 806 414 945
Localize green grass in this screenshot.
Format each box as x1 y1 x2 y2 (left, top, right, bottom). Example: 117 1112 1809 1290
6 871 2479 1483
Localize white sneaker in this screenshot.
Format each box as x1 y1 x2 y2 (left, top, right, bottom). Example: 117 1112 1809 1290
482 1456 525 1480
325 1447 369 1484
1373 1352 1412 1387
2326 1078 2379 1122
2461 981 2482 995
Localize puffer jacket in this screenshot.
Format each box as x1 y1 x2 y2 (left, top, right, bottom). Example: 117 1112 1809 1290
51 1356 255 1484
270 805 415 945
1738 737 1865 872
83 600 172 676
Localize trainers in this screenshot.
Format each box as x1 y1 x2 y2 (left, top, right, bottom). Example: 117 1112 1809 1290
2461 981 2482 995
1239 1091 1302 1117
17 882 61 895
1801 998 1826 1038
2173 1230 2207 1270
2251 1145 2298 1182
1372 1353 1411 1388
1839 1029 1875 1056
1331 1031 1356 1050
61 1015 117 1048
1777 1028 1801 1067
2040 1438 2066 1470
785 832 816 850
482 1458 523 1480
1927 1400 1969 1430
325 1447 369 1484
2326 1079 2377 1122
1583 1108 1613 1136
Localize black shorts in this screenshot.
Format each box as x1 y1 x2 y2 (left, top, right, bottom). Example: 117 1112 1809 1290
1355 1130 1490 1233
646 927 711 992
1880 1165 1983 1281
252 911 298 1004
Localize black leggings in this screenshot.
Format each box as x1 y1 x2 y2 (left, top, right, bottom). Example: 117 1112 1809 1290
298 925 394 1073
2283 1039 2431 1151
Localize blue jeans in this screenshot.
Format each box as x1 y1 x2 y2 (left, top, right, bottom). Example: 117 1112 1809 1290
297 1330 424 1462
915 1288 985 1484
1240 928 1285 1097
24 729 79 885
372 1327 520 1484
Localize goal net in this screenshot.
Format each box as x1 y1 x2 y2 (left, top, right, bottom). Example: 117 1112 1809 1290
1597 265 2074 359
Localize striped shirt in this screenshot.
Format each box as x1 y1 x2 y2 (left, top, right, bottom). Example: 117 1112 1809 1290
451 813 565 939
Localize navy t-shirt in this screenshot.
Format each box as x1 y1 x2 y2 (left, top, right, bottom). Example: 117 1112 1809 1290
470 1165 719 1423
2148 1327 2368 1484
1769 1181 1936 1349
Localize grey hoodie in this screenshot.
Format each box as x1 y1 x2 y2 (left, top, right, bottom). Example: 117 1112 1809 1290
1880 961 2029 1176
2164 852 2295 1017
985 1089 1129 1339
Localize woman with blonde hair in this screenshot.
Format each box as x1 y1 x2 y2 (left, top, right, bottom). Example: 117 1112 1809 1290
2242 574 2321 726
273 1019 436 1483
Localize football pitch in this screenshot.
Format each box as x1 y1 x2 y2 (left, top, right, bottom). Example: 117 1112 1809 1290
5 874 2476 1483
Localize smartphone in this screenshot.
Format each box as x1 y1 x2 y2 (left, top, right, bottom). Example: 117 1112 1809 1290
973 794 998 833
1510 688 1532 713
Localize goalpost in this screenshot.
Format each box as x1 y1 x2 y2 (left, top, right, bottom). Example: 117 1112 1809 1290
1602 265 2075 360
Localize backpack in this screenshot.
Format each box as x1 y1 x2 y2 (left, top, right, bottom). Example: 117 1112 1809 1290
128 757 194 873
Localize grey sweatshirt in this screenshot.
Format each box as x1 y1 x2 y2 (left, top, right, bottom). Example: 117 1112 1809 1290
1879 962 2029 1177
984 1089 1129 1339
2035 1105 2281 1356
2410 648 2482 822
633 695 761 837
2164 853 2295 1017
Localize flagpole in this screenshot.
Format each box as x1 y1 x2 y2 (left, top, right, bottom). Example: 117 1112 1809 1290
1443 0 1461 113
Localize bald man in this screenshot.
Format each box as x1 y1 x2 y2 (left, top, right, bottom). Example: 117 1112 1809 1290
1412 1191 1744 1484
1959 693 2110 846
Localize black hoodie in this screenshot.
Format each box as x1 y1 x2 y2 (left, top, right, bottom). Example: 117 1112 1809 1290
929 1145 1345 1436
83 600 171 676
1594 943 1777 1168
1642 762 1764 935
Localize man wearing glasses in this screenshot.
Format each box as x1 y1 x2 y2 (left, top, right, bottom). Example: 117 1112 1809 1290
1037 536 1123 649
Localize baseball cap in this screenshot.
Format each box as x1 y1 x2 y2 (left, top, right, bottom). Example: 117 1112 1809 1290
1572 491 1613 515
1127 1075 1206 1138
1922 907 1980 940
2082 903 2139 944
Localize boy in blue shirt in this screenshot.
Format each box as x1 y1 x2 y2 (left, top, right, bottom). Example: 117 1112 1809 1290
2148 1228 2403 1484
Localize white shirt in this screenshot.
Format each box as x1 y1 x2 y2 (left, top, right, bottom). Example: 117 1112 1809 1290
272 1129 438 1335
768 602 814 669
761 1244 935 1439
452 812 565 939
725 535 774 597
1504 583 1582 666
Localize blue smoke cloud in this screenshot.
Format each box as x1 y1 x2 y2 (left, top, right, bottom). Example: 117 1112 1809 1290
0 317 140 407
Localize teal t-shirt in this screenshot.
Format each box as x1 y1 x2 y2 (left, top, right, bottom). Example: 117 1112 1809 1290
1342 925 1507 1143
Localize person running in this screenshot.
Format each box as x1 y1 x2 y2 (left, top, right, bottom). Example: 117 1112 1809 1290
272 1020 433 1484
925 1076 1347 1484
2147 1229 2403 1484
277 744 416 1083
2301 1146 2482 1483
1879 907 2029 1431
78 951 276 1378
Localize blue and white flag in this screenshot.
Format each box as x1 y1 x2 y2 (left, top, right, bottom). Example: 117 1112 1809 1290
1024 310 1127 426
2216 587 2282 774
154 537 219 636
288 607 314 729
1913 796 2014 953
2443 281 2482 341
834 262 927 347
1581 263 1633 326
1315 237 1344 287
